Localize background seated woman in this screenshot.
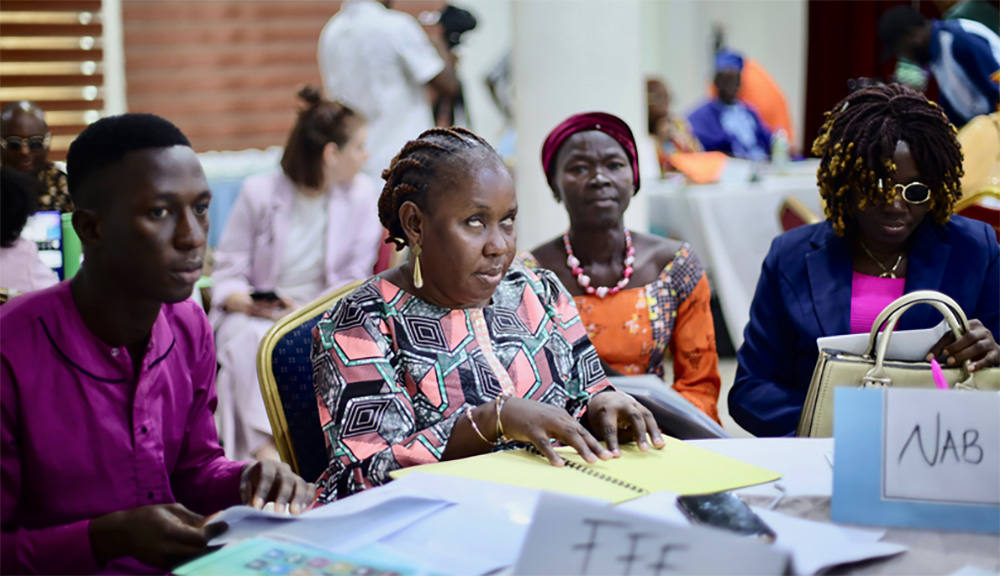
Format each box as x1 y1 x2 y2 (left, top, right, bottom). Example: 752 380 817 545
311 127 664 502
0 166 59 296
211 86 383 460
522 112 721 423
731 84 1000 437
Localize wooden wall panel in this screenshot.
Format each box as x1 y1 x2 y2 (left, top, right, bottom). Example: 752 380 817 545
0 0 104 160
123 0 335 153
123 0 444 153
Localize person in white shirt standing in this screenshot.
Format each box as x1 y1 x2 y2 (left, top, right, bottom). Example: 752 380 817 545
319 0 460 180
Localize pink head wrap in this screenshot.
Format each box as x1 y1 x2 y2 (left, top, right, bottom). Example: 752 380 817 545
541 112 640 193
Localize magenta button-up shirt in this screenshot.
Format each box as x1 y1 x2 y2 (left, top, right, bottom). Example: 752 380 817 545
1 281 246 575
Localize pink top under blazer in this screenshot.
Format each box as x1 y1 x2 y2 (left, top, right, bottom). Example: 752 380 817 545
209 170 383 327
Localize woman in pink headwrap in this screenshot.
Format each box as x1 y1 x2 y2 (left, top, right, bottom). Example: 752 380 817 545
523 112 722 422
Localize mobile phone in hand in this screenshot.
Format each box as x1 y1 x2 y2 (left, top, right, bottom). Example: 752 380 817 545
677 491 776 542
250 290 280 303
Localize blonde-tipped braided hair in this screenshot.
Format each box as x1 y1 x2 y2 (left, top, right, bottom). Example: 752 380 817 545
812 83 964 236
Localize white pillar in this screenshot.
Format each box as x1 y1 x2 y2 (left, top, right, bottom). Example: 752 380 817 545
452 0 512 147
512 0 646 252
101 0 127 115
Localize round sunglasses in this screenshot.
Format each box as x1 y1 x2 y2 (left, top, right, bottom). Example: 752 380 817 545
0 133 51 153
879 179 931 205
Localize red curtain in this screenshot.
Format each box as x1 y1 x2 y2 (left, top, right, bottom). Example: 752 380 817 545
804 0 942 153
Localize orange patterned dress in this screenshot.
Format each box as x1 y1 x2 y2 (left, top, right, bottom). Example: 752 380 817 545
521 244 721 422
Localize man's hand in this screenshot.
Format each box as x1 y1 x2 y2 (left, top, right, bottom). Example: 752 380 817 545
239 460 316 514
89 504 225 570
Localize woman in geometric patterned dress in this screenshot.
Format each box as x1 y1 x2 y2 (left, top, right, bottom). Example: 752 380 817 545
524 112 722 423
311 127 664 502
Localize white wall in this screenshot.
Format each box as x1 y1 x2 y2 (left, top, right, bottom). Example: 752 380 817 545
451 0 512 146
453 0 809 251
642 0 809 150
512 0 647 251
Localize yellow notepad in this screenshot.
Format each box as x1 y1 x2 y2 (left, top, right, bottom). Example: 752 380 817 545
390 438 781 503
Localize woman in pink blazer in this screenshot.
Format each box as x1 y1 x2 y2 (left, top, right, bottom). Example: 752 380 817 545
211 86 383 461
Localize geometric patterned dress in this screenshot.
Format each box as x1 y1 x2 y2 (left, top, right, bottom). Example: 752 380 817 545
311 263 611 502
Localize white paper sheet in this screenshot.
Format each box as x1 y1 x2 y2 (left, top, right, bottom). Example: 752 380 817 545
205 506 294 544
515 493 789 575
948 565 1000 576
207 495 451 553
363 473 560 575
882 389 1000 505
816 321 950 361
616 491 906 575
687 438 834 497
615 490 689 525
753 507 907 575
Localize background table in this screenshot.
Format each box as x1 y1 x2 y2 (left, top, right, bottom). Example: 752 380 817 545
647 161 823 350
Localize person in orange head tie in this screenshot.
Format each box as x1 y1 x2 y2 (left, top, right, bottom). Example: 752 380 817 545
523 112 722 423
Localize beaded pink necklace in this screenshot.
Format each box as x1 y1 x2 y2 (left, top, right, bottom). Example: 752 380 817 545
563 230 635 298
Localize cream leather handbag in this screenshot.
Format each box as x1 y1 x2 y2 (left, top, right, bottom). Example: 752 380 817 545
797 290 1000 438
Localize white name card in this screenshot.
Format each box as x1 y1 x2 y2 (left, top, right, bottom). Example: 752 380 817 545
833 388 999 533
883 388 1000 506
515 493 788 576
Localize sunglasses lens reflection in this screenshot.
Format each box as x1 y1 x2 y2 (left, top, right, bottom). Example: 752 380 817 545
3 137 46 152
903 184 930 204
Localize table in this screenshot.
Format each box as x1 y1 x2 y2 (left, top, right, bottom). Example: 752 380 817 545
647 161 823 350
196 438 997 575
692 439 1000 576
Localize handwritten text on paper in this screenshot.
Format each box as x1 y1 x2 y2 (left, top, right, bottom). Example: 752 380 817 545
882 389 999 505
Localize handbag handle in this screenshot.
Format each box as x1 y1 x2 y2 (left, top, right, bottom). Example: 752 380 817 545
864 290 970 357
862 290 974 388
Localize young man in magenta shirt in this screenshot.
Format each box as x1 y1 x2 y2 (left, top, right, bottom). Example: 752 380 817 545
0 114 316 574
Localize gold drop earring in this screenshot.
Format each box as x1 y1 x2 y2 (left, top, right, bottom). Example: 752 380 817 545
411 244 424 289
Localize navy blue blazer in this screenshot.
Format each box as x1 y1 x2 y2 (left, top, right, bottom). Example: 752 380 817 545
730 216 1000 437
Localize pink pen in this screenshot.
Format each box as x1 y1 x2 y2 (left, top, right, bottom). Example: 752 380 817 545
930 358 949 390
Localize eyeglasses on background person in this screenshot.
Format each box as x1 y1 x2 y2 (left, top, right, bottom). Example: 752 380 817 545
0 133 51 153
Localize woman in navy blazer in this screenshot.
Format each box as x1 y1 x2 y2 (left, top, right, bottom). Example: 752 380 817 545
731 85 999 437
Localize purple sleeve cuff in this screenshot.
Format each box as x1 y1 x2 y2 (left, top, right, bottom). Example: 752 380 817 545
187 459 250 514
219 460 252 508
1 519 99 575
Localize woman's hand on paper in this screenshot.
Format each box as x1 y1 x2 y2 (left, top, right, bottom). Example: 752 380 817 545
499 397 613 466
587 391 665 455
926 319 1000 372
239 460 316 515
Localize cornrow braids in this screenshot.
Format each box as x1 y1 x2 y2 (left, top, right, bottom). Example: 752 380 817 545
812 83 964 236
378 126 502 250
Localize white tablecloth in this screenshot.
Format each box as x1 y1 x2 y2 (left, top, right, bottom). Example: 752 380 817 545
647 161 823 350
